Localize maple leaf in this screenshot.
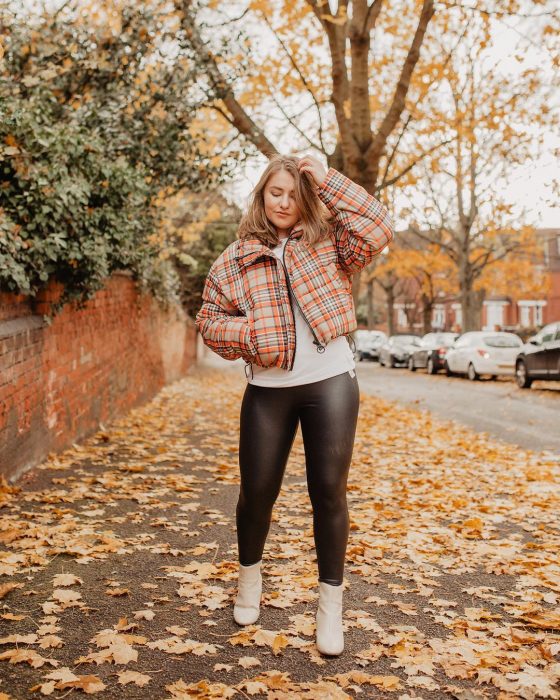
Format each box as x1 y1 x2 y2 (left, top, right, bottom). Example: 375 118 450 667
52 574 82 586
51 589 82 604
238 656 261 668
0 634 38 645
0 648 59 668
0 583 24 599
57 675 107 693
133 610 156 620
116 670 152 687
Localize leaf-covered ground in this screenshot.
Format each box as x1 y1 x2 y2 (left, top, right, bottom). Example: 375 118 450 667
0 365 559 699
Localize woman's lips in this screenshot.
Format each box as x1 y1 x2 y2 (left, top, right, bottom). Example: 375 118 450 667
275 212 291 217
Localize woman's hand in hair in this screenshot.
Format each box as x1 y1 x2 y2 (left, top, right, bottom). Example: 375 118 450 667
297 154 328 188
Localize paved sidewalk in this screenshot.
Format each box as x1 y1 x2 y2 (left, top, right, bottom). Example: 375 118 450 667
0 362 559 699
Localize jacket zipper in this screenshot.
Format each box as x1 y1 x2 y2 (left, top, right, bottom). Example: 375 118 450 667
281 234 325 370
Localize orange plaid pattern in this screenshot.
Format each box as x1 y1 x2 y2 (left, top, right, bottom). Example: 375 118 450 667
195 168 394 370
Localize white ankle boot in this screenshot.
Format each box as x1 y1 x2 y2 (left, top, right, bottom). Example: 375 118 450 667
233 560 262 625
315 581 344 655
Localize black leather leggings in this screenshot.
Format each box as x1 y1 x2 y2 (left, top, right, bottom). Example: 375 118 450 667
236 370 360 586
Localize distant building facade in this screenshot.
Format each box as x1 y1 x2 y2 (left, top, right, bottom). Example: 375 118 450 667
386 228 559 334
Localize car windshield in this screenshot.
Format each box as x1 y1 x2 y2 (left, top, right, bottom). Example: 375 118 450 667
483 335 522 348
393 335 417 344
425 333 456 345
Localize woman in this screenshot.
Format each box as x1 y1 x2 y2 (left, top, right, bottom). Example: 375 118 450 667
195 153 394 656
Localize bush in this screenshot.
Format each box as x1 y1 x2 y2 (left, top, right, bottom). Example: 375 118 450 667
0 3 236 315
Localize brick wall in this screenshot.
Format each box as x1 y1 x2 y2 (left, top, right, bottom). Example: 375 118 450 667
0 272 197 482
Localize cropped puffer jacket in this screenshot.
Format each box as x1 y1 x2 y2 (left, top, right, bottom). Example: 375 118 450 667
195 167 394 373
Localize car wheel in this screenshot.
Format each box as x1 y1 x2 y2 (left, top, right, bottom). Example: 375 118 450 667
389 356 396 368
356 351 363 362
490 375 497 381
408 357 416 371
467 363 479 381
427 357 437 375
515 360 532 389
445 361 453 377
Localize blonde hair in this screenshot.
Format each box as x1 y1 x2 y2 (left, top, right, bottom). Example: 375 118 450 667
237 154 331 247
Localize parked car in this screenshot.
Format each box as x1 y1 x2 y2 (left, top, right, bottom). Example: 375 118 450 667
515 321 560 388
378 334 421 368
444 331 523 380
408 332 459 374
354 330 387 362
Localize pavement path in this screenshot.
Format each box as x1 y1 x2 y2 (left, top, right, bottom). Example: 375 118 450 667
1 355 559 699
201 346 560 455
353 361 560 455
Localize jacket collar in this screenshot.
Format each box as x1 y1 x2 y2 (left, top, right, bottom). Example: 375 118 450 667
235 222 303 267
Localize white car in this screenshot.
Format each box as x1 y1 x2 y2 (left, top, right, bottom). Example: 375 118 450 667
353 330 387 361
445 331 524 381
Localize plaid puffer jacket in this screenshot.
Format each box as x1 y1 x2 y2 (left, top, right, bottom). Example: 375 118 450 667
195 167 394 372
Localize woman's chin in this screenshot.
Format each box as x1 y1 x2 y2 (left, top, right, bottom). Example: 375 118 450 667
273 218 295 230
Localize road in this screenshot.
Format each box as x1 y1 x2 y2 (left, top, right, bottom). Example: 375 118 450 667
355 360 560 455
197 339 560 455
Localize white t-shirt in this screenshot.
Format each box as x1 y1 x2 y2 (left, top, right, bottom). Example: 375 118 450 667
248 237 355 387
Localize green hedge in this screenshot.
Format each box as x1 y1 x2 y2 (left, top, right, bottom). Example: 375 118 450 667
0 3 235 316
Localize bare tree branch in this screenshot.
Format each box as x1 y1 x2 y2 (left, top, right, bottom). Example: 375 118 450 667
260 12 327 154
368 0 435 165
177 0 278 158
364 0 384 34
382 137 456 189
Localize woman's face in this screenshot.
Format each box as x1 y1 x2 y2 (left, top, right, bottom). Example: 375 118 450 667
263 169 301 234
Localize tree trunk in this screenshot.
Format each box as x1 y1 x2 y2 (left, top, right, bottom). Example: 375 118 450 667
460 283 480 332
459 259 477 331
366 279 375 328
351 270 361 312
422 294 432 334
386 287 395 336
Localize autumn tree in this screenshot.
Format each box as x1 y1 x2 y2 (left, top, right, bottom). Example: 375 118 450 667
154 187 242 318
365 255 404 335
177 0 558 312
476 232 550 303
394 9 558 329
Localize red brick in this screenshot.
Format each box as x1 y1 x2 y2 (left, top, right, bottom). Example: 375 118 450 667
0 274 196 481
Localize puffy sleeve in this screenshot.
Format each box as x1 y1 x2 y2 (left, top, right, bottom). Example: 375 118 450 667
195 266 258 363
317 168 394 274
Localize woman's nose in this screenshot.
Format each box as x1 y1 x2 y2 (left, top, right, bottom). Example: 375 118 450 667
280 195 290 209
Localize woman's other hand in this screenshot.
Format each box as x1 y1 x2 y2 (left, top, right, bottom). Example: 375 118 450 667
297 154 328 188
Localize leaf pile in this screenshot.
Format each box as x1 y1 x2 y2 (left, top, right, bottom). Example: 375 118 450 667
0 365 558 699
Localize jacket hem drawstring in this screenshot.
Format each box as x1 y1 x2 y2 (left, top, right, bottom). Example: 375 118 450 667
345 333 356 354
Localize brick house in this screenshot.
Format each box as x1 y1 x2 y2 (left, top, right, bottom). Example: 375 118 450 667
481 228 560 331
387 227 559 334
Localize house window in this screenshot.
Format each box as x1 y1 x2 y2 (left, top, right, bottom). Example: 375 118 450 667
483 301 507 330
452 303 462 328
535 303 544 326
518 300 546 328
397 307 407 327
432 306 445 329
